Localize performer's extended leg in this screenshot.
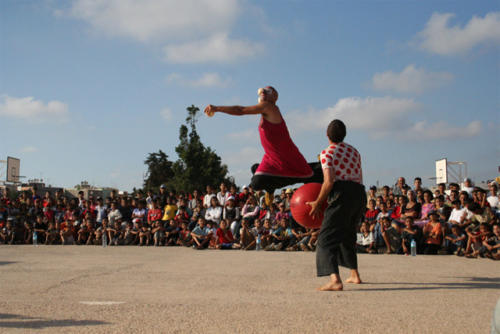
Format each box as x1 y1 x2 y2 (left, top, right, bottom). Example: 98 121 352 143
249 162 324 205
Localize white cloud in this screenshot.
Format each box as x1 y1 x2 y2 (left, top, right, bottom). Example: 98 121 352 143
66 0 240 42
372 64 453 94
287 96 420 136
286 96 481 140
406 120 482 139
160 107 172 121
163 33 264 63
0 95 68 121
20 146 38 153
415 12 500 55
166 72 231 88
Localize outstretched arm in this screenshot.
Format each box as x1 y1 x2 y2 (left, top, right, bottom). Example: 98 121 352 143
204 103 268 116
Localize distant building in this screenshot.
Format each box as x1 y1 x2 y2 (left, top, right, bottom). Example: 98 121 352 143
65 181 118 200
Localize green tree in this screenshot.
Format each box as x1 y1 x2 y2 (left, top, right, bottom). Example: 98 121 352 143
167 105 234 192
143 150 174 191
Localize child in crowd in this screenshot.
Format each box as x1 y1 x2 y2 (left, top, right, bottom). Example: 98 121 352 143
401 217 422 255
151 220 165 246
138 222 151 246
422 212 443 255
191 218 211 249
356 222 375 253
177 221 192 247
164 220 179 246
445 225 466 256
216 219 240 249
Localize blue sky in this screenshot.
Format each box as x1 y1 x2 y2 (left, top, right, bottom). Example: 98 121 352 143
1 0 499 191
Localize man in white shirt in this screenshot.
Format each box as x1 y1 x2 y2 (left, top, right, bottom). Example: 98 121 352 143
216 183 231 208
461 178 474 197
447 200 466 227
487 183 499 211
203 185 216 209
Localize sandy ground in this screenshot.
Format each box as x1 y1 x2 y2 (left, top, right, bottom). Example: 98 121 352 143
0 245 498 334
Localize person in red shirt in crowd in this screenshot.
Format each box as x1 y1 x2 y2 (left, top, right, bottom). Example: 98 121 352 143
81 200 96 222
174 206 189 224
147 200 163 224
216 219 240 249
365 199 379 225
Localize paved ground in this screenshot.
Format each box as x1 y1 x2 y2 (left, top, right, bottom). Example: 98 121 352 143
0 245 498 334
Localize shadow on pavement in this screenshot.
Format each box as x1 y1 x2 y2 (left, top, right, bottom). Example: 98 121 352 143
355 277 500 292
0 261 17 266
0 314 109 329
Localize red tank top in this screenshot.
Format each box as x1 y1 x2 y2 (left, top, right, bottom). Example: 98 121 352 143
256 115 312 178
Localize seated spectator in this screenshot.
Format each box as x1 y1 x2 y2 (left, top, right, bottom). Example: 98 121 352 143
217 183 231 208
174 206 190 224
447 200 466 228
239 218 255 250
60 220 75 245
242 196 260 225
151 220 164 246
223 197 240 238
216 219 240 249
205 197 222 226
123 221 139 245
191 217 211 249
177 221 192 247
188 202 203 231
165 219 180 246
482 224 500 260
422 211 443 255
365 199 379 224
0 220 15 245
445 225 466 256
265 218 296 251
33 214 47 244
94 218 108 245
138 222 151 246
45 221 59 245
107 219 123 246
465 223 490 258
367 185 377 204
381 216 401 254
401 217 422 255
356 222 375 253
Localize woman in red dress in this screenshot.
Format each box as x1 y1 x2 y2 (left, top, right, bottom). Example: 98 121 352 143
204 86 322 204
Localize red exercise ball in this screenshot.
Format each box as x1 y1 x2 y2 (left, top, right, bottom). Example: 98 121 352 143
290 183 327 229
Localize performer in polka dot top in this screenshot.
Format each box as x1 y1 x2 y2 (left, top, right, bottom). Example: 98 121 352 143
307 119 366 292
319 142 363 184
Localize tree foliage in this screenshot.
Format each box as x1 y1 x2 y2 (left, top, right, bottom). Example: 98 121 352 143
143 150 174 191
143 105 234 193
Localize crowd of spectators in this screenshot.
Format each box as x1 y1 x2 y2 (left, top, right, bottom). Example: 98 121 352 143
0 177 499 260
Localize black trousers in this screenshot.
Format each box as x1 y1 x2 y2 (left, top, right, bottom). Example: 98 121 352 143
249 162 324 192
316 181 367 276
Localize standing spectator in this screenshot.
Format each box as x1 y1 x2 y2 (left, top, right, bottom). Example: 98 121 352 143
108 202 123 227
162 197 178 222
217 183 231 207
420 190 435 221
393 177 406 196
238 185 250 207
202 185 216 209
94 197 107 226
188 190 200 212
147 200 163 224
205 197 223 226
367 186 377 204
413 177 425 193
131 200 147 226
462 178 474 197
487 183 499 212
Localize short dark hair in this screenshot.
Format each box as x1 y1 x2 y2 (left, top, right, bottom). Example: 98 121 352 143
327 119 346 143
414 177 422 182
